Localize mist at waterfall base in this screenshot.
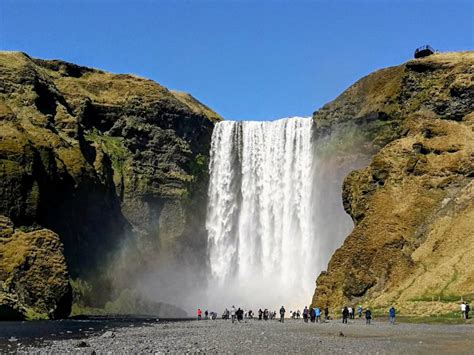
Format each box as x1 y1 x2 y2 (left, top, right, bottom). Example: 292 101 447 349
105 117 371 316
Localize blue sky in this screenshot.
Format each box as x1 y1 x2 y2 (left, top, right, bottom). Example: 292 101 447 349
1 1 472 120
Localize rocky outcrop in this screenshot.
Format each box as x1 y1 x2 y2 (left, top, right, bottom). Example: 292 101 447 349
0 216 71 320
0 51 221 314
311 52 474 314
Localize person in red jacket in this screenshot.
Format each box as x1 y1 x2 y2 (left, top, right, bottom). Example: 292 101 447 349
197 308 202 320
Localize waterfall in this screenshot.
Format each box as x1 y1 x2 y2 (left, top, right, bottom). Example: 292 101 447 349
206 117 329 310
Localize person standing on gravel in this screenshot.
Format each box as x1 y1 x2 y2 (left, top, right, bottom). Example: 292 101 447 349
365 308 372 325
389 306 396 325
315 307 321 323
324 305 329 321
303 306 309 323
279 306 286 323
310 307 316 323
231 306 237 323
466 303 470 319
197 308 202 321
460 302 467 319
258 309 263 320
342 306 349 324
358 305 363 318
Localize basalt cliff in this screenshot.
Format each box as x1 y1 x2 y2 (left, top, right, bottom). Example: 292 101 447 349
311 51 474 315
0 51 220 319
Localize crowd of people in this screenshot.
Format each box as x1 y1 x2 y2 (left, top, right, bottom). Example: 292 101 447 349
195 305 403 325
197 301 471 324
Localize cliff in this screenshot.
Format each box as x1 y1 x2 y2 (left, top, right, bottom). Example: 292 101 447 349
0 51 221 317
311 52 474 315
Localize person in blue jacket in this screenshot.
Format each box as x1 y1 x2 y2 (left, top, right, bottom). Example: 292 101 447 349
315 307 321 323
389 306 396 325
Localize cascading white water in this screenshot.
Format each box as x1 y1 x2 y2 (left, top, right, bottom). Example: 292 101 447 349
206 117 328 310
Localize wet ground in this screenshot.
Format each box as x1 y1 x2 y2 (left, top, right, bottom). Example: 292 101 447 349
15 317 474 354
0 315 166 353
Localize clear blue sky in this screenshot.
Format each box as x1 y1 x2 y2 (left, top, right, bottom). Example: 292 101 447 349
1 1 472 120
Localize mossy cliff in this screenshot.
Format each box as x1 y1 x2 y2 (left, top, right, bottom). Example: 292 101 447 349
0 51 221 317
0 216 71 320
311 52 474 315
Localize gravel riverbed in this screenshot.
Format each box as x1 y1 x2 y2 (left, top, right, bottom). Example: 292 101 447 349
18 318 474 354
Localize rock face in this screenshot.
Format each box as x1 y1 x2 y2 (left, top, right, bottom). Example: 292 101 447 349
312 52 474 314
0 51 221 314
0 215 72 320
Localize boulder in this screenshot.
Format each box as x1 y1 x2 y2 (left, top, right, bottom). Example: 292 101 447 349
0 216 72 320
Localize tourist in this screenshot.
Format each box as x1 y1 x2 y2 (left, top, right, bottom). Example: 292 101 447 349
324 305 329 321
237 308 244 322
389 306 396 325
365 308 372 325
310 307 316 323
280 306 286 323
248 310 253 319
460 302 467 319
258 308 263 320
315 307 321 323
303 306 309 323
231 305 237 323
342 306 349 324
197 308 202 321
264 308 269 320
297 310 301 319
466 303 470 319
358 305 363 318
348 306 353 320
205 310 209 320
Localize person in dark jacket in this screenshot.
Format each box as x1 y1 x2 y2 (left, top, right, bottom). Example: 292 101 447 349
324 305 329 321
342 306 349 324
303 306 309 323
279 306 286 323
389 306 396 324
365 308 372 325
